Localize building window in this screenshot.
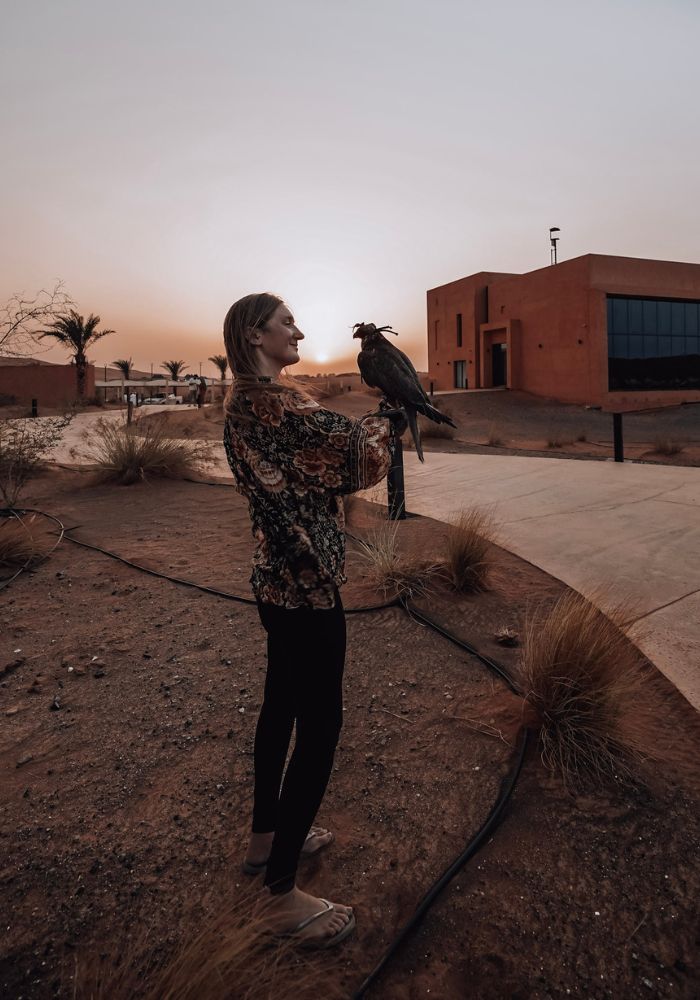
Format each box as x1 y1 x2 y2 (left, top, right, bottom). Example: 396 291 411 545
434 319 439 349
454 360 466 389
607 295 700 391
456 313 463 348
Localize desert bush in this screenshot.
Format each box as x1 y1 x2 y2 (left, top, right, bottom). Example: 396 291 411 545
444 506 498 593
0 512 53 568
71 894 344 1000
651 436 683 456
352 518 442 599
576 431 587 443
519 590 649 788
546 428 573 449
487 424 504 447
419 405 456 440
0 414 73 507
84 417 215 485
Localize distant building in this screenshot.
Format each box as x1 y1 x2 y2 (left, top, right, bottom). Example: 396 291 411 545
427 254 700 410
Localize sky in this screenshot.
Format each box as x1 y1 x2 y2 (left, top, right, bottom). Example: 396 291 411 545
2 0 699 377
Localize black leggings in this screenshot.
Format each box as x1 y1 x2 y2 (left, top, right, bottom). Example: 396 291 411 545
253 587 346 895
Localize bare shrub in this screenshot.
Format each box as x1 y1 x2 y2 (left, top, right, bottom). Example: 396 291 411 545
651 436 683 456
494 625 519 647
0 513 52 568
576 431 587 443
444 506 498 593
0 414 73 507
84 417 215 485
519 590 650 788
71 893 344 1000
352 518 442 599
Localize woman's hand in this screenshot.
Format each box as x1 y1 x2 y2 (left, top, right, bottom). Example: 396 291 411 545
361 397 408 437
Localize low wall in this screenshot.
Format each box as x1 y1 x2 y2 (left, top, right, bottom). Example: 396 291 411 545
0 363 94 407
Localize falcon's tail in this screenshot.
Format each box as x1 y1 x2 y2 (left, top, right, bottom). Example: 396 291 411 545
406 407 424 462
417 400 457 427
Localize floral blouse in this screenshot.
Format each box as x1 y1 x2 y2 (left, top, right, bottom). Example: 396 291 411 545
223 379 393 609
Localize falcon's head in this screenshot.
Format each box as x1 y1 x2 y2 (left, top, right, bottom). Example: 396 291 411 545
352 322 398 340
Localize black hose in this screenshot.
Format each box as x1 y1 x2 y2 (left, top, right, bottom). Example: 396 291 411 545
352 727 529 999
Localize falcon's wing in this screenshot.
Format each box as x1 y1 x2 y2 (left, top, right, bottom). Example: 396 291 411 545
366 343 428 408
357 348 380 389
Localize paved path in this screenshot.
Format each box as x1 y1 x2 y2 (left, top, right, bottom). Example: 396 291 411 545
375 453 700 710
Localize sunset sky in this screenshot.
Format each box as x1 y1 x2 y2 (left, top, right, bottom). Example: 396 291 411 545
2 1 698 377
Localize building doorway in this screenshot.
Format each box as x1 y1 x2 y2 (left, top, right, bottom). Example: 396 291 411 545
453 360 467 389
492 344 507 386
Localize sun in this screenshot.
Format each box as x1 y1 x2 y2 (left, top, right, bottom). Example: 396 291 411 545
316 353 329 364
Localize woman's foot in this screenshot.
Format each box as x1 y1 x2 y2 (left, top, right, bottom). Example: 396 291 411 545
255 885 354 946
244 826 333 869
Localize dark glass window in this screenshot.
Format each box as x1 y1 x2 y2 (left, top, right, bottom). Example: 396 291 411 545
607 294 700 391
456 313 463 348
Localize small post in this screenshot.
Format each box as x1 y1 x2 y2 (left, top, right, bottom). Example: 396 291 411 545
429 381 434 397
31 398 38 417
387 428 406 520
613 412 624 462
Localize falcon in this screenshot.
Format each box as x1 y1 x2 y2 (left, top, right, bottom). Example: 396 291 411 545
353 322 457 462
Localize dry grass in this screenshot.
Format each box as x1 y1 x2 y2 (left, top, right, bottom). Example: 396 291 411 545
0 513 53 568
443 506 498 593
651 436 684 456
519 590 650 788
352 518 443 599
486 424 504 447
546 428 573 449
85 417 215 485
71 893 345 1000
419 405 456 440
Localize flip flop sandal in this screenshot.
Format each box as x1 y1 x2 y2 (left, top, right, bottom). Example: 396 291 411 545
242 827 334 876
275 898 356 951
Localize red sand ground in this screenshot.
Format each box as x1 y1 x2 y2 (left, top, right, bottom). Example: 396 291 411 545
1 466 699 999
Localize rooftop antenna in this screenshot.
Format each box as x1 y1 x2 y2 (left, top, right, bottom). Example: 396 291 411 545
549 226 560 265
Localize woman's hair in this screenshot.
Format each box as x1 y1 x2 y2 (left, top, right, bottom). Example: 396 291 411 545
222 292 316 419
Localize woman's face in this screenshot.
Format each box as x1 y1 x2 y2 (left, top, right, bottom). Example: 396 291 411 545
251 303 304 374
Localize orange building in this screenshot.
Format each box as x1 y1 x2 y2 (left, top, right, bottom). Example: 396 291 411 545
427 254 700 410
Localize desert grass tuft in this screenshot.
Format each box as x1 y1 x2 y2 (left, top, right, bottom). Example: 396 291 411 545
575 431 587 443
71 891 345 1000
486 425 504 447
443 506 498 593
419 405 456 440
651 436 683 456
546 428 573 449
519 590 650 788
352 518 443 599
85 417 215 485
0 513 52 568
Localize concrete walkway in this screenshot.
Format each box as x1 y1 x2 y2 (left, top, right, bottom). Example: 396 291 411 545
378 453 700 710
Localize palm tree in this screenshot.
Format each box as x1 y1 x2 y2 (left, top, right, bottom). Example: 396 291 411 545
208 354 228 381
39 309 114 398
161 360 187 383
113 357 133 379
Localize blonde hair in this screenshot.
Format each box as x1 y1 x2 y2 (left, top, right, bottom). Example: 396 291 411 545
222 292 317 420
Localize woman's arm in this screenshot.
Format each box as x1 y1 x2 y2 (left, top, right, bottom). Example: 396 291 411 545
240 389 392 496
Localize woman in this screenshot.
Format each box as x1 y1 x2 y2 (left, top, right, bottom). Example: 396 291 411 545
222 293 405 949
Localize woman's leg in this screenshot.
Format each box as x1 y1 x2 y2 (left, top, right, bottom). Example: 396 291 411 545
262 590 347 895
250 601 297 834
